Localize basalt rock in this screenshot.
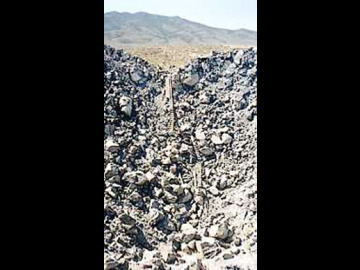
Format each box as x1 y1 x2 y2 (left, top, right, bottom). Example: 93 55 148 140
104 45 257 269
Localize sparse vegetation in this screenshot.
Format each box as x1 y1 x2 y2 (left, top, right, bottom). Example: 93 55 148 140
118 45 254 70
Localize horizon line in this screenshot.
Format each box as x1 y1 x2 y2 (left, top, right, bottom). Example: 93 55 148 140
104 10 257 32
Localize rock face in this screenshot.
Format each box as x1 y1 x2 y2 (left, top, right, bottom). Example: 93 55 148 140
104 45 257 270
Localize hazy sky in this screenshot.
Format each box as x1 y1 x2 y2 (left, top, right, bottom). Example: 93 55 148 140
104 0 257 31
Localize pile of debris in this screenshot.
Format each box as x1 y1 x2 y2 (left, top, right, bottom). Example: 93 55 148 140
104 45 257 270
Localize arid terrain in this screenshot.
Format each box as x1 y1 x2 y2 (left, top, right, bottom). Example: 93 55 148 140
104 6 257 269
104 12 256 48
117 45 254 70
104 45 257 270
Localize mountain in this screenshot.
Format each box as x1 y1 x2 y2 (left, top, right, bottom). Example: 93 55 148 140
104 11 257 47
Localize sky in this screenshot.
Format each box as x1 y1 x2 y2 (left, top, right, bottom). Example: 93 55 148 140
104 0 257 31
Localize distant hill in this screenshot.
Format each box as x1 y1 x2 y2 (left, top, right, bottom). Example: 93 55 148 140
104 11 257 47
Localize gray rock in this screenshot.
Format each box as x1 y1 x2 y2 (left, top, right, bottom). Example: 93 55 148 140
211 135 223 145
222 133 233 144
181 223 197 243
178 189 193 203
208 224 231 240
130 70 143 83
209 186 219 196
195 129 206 140
223 252 234 260
218 175 228 190
119 96 133 117
119 214 136 228
234 50 244 65
105 139 120 153
200 147 214 157
183 73 199 87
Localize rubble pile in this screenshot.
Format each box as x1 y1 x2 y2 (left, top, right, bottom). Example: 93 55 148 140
104 45 257 270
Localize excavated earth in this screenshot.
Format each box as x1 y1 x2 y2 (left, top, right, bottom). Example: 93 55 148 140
104 45 257 270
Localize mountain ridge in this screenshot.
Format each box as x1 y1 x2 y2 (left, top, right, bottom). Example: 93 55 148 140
104 11 257 47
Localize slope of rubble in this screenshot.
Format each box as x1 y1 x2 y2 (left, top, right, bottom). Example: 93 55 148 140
104 45 257 270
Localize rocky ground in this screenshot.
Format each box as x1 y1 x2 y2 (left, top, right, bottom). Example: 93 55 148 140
104 45 257 270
